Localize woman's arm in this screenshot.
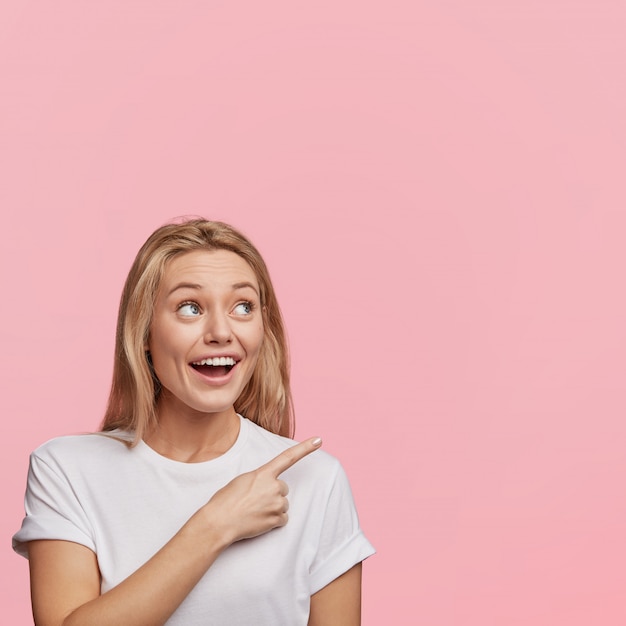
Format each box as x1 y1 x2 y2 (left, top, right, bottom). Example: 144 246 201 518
29 513 227 626
308 562 363 626
28 438 321 626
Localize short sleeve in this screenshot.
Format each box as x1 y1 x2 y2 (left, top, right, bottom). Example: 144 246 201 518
308 462 375 594
12 451 96 558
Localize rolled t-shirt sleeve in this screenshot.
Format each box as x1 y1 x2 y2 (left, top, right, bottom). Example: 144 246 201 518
308 461 375 595
13 450 95 558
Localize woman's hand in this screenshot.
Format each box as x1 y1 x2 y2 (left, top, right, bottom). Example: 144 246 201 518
198 437 322 545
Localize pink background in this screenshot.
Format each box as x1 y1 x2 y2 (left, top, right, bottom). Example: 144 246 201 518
2 2 625 624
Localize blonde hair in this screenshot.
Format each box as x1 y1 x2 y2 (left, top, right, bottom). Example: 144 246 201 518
101 218 294 444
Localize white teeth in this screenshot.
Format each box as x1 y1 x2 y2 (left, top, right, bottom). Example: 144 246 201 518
192 357 236 366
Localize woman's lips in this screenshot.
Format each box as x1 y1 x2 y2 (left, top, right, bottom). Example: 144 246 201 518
191 363 234 377
189 357 239 383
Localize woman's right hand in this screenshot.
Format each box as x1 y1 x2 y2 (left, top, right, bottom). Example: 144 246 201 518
198 437 322 545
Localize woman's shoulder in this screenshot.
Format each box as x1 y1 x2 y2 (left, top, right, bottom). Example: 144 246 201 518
30 430 135 465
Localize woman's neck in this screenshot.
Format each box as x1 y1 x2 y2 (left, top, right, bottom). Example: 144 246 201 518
145 398 241 463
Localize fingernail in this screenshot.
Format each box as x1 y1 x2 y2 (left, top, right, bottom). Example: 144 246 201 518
311 437 322 447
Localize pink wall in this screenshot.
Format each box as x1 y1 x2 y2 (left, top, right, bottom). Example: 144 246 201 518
2 2 626 624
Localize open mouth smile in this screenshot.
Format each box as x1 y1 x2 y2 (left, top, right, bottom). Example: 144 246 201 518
190 356 239 378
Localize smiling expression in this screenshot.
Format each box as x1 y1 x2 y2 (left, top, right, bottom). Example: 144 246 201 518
148 249 264 422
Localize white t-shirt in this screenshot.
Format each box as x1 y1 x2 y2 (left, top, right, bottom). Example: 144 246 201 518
13 415 375 625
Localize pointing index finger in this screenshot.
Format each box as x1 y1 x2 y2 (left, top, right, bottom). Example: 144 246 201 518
261 437 323 477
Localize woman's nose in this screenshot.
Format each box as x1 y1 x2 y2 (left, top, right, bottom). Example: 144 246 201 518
203 311 233 344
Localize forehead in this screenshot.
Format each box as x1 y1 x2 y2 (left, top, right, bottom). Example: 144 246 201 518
160 249 259 290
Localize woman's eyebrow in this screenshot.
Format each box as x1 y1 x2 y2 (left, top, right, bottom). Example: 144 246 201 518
232 281 259 295
167 282 202 296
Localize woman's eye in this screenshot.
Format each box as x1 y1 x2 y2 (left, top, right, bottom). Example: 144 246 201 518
178 302 201 317
233 301 254 316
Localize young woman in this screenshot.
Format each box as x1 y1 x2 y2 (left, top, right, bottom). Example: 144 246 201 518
13 219 374 625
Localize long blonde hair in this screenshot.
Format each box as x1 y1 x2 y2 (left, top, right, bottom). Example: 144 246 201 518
101 218 294 444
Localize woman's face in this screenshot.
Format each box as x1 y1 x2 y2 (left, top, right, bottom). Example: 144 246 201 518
148 249 264 421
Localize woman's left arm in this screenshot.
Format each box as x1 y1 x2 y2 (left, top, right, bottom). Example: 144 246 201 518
308 562 362 626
